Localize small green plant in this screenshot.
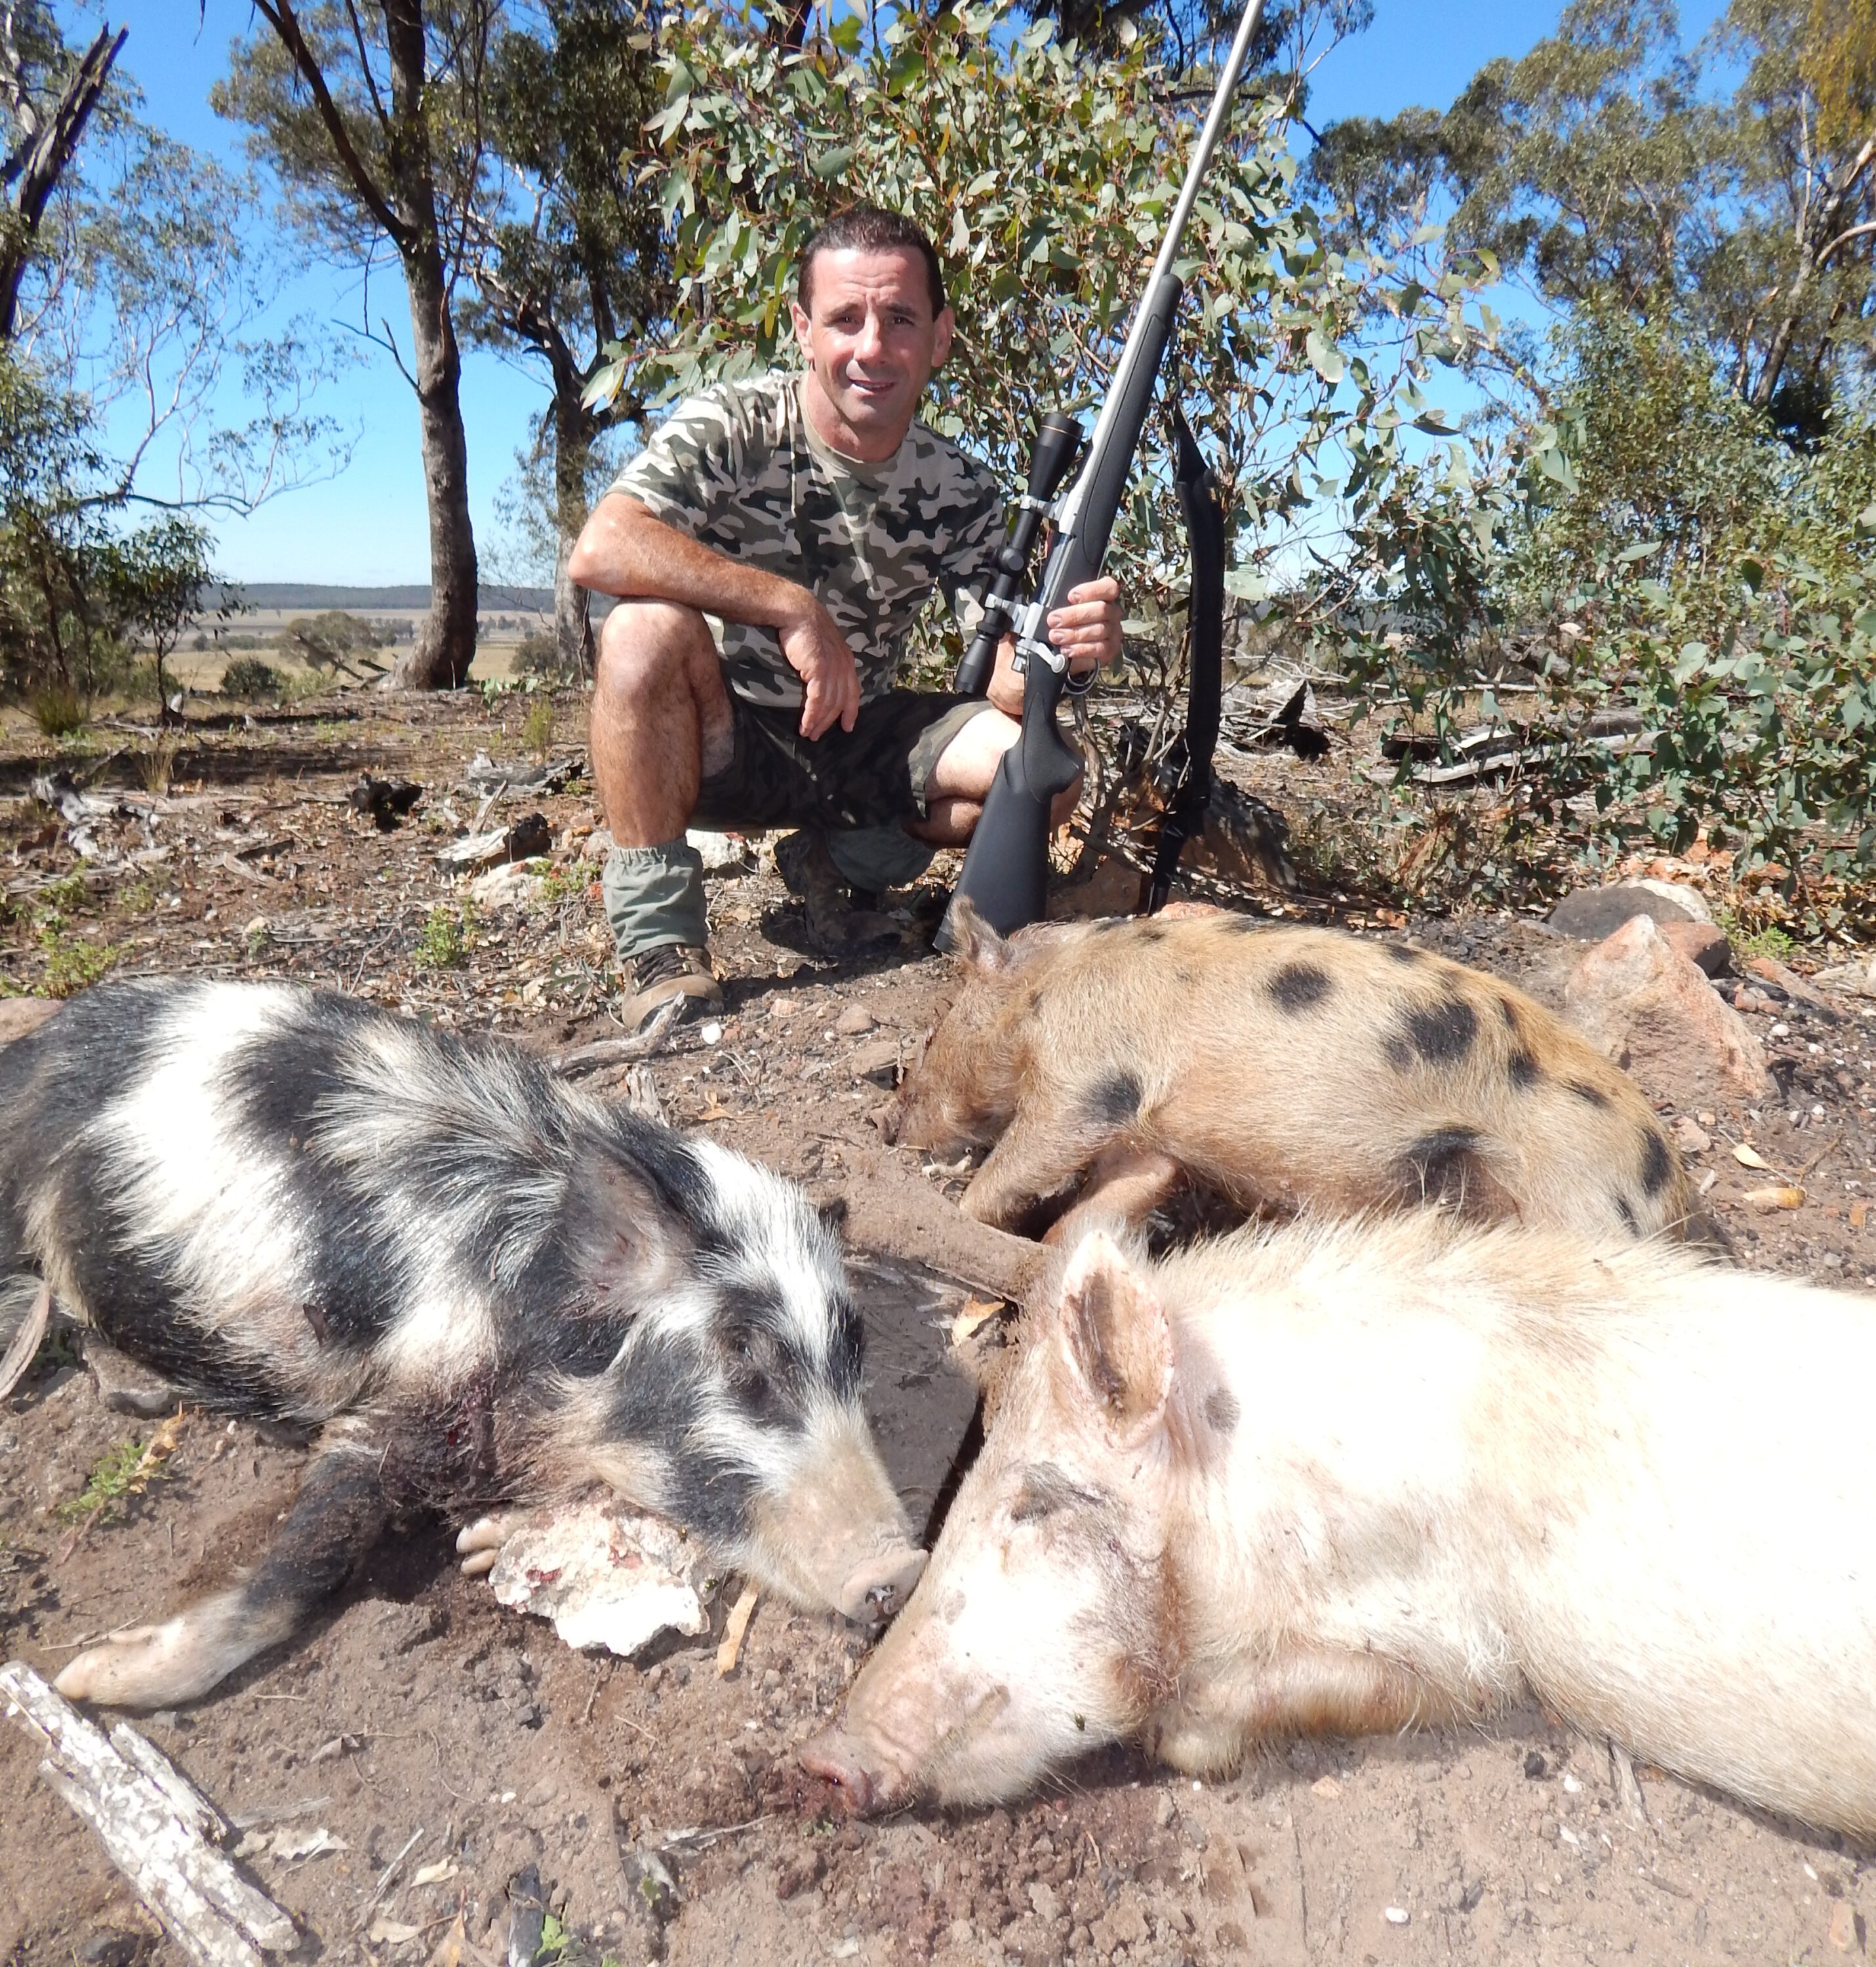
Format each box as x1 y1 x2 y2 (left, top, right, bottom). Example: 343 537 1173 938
414 900 473 969
537 862 588 909
1715 907 1796 963
54 1429 172 1527
119 877 160 915
521 692 555 761
36 926 119 997
535 1912 574 1960
244 919 271 959
36 871 90 917
30 684 86 738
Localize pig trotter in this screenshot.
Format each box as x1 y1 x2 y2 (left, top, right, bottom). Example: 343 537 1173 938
1044 1145 1186 1246
54 1425 389 1709
456 1511 524 1578
962 1107 1113 1231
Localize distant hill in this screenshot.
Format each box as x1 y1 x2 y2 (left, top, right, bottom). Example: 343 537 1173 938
207 582 553 613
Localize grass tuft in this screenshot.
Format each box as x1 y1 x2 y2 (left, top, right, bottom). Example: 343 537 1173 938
30 685 86 738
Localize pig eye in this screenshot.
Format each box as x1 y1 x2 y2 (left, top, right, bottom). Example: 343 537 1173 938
717 1314 803 1421
1009 1462 1102 1524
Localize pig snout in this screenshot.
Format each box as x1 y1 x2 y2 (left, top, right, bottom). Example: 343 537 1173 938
835 1543 928 1623
744 1405 925 1620
799 1726 906 1816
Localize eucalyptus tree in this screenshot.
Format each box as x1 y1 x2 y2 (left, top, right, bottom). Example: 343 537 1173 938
1306 0 1876 435
465 0 671 674
0 3 124 340
217 1 499 688
2 6 345 715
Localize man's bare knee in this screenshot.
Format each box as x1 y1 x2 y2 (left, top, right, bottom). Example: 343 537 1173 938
596 600 715 702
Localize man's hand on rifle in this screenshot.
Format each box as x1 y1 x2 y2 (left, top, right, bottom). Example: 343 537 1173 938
985 576 1125 718
780 593 863 740
1048 576 1123 678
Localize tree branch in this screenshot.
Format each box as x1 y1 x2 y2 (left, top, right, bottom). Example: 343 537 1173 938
250 0 413 250
0 22 126 340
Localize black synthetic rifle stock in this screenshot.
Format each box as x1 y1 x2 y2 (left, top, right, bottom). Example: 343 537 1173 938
935 0 1267 948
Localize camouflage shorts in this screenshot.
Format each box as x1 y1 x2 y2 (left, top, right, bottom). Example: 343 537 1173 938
692 690 994 833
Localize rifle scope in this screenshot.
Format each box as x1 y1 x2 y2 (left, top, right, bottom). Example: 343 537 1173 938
954 412 1085 698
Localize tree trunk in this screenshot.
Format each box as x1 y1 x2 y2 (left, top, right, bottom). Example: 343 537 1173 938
386 247 479 688
551 373 595 679
1747 136 1876 414
379 0 477 691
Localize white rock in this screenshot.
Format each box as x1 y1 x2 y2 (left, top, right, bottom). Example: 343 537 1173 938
468 858 548 911
487 1502 712 1657
687 828 754 875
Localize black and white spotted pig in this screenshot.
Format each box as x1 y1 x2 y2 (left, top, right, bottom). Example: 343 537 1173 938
889 901 1694 1241
0 978 923 1709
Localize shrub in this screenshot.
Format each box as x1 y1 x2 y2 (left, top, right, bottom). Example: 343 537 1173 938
414 901 474 969
220 655 285 700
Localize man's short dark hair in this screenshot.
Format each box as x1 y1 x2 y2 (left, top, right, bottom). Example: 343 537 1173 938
797 206 947 321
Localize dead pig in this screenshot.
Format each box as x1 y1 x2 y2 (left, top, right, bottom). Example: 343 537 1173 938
0 978 923 1708
892 902 1693 1241
806 1216 1876 1837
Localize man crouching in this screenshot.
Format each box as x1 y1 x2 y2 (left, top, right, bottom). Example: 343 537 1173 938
569 204 1123 1028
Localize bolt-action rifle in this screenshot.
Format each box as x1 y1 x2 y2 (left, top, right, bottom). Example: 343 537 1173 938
935 0 1267 948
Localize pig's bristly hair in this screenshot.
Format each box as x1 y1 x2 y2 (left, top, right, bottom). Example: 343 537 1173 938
2 977 917 1709
3 978 862 1475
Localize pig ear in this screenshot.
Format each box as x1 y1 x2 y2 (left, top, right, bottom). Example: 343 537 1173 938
945 897 1016 976
1054 1229 1172 1450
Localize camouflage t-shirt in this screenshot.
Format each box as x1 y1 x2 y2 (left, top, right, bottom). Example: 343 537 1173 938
607 370 1005 708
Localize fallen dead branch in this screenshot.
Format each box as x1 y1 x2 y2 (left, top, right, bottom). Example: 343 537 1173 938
551 996 685 1077
0 1660 298 1966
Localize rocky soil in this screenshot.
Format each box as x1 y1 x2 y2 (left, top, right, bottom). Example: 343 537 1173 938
2 686 1873 1967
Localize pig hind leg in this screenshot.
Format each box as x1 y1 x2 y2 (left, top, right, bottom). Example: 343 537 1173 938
54 1421 389 1709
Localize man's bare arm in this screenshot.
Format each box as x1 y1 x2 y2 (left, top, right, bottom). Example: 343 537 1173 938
569 494 861 737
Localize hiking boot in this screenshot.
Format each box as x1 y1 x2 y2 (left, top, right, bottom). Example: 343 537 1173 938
775 831 900 953
624 943 723 1031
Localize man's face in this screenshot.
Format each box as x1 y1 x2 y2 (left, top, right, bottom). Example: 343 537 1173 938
791 247 954 461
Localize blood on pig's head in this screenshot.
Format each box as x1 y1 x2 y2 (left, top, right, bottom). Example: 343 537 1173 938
803 1228 1178 1808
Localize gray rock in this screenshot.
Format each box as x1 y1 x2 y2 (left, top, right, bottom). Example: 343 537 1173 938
1548 881 1710 940
83 1336 181 1418
849 1039 902 1084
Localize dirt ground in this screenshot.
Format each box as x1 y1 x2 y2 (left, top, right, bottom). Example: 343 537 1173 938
3 684 1874 1967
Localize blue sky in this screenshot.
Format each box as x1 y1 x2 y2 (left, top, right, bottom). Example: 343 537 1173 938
105 0 1728 586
